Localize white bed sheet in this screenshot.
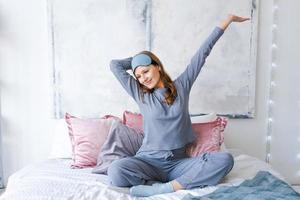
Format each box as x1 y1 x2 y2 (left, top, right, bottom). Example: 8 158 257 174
0 153 286 200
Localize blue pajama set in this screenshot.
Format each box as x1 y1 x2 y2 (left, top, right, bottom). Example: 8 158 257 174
108 26 234 189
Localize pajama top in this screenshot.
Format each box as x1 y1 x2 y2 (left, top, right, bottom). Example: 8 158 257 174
110 26 224 152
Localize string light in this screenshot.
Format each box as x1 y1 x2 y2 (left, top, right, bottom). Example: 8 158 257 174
271 63 277 68
269 100 274 105
271 44 278 49
267 153 271 162
270 81 276 87
266 0 279 163
273 5 279 12
272 24 278 30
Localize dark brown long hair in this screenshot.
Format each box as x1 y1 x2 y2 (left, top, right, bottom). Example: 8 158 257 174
133 51 177 105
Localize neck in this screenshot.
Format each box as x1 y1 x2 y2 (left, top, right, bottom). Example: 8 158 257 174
155 80 164 89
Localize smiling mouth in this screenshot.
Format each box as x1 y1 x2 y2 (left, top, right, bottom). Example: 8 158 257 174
145 80 152 85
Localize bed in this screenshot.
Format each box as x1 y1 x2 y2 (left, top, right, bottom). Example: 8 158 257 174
0 149 293 200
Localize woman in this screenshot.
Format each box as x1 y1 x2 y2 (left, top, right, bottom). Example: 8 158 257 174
108 14 249 197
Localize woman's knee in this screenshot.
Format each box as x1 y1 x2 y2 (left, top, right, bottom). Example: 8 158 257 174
217 152 234 172
208 152 234 171
107 159 130 187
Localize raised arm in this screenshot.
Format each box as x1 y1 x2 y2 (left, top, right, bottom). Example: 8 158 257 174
219 14 250 31
110 57 141 102
176 14 250 93
176 26 224 92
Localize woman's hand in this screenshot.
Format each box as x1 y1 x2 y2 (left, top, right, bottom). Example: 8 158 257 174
229 14 250 22
219 14 250 31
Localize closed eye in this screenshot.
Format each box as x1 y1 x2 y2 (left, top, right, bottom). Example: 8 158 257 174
136 70 149 79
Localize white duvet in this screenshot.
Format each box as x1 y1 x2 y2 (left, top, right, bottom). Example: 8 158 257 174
0 153 286 200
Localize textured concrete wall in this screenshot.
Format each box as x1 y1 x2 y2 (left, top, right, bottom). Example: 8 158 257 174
50 0 258 118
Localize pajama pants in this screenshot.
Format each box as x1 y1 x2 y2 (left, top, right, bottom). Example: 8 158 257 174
107 147 234 189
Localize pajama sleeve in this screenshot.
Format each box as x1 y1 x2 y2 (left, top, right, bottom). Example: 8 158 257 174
110 57 141 102
176 26 224 93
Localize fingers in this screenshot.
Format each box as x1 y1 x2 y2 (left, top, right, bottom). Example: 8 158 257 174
232 16 250 22
240 17 250 22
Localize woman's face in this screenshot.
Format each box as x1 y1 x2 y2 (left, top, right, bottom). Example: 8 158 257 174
134 64 163 89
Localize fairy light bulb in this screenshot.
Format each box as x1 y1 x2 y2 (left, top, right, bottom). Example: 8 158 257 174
271 63 277 68
273 5 279 12
270 81 276 87
266 153 271 162
272 43 278 49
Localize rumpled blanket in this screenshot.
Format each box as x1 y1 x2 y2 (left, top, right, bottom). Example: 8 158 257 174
182 171 300 200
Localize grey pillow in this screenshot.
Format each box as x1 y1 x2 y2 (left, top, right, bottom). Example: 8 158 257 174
92 120 144 174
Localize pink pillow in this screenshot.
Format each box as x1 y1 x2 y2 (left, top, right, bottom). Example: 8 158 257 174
186 116 228 157
65 113 121 168
122 110 144 134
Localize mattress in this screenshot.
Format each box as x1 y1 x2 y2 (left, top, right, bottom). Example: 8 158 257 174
0 152 286 200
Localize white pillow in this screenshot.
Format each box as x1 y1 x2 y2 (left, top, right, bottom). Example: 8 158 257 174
190 112 217 123
48 119 72 159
